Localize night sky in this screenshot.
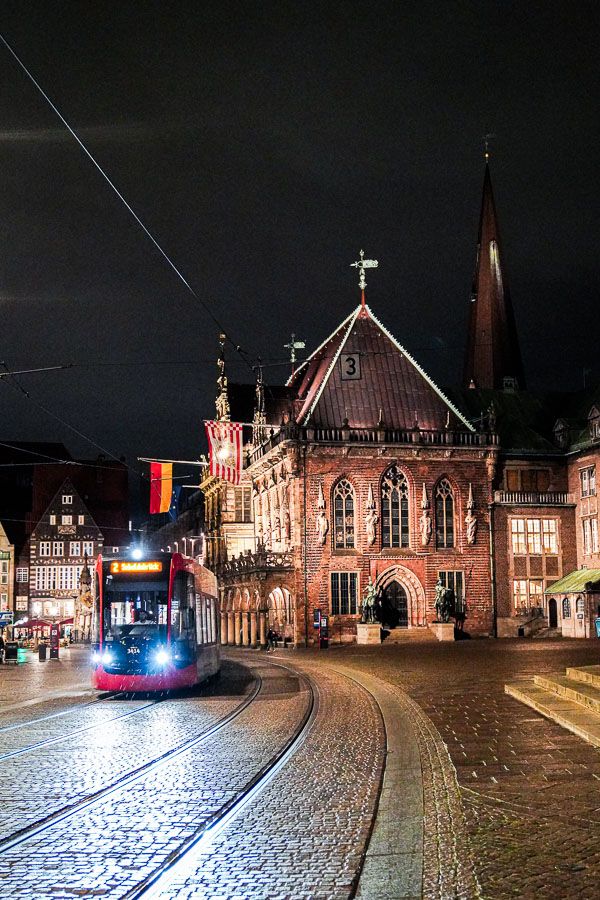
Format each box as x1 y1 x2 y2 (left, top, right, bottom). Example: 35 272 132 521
1 2 598 489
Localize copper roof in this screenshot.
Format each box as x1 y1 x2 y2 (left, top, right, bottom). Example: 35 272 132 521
288 303 473 431
464 164 525 390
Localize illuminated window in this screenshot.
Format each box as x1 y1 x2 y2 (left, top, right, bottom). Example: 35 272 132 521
526 520 542 554
511 520 526 555
49 515 56 525
542 519 558 554
435 479 454 548
52 541 64 557
39 542 51 557
69 542 81 557
234 487 252 523
382 466 409 548
331 572 358 615
513 579 528 609
529 580 544 605
333 479 355 549
61 515 72 525
581 466 596 498
62 494 73 505
78 515 85 525
583 518 598 555
16 567 28 582
83 541 94 557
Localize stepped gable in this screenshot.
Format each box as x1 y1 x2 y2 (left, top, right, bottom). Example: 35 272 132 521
288 303 473 431
464 163 525 391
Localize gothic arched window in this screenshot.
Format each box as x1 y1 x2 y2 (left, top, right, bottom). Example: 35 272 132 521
435 479 455 548
381 466 409 548
333 479 355 549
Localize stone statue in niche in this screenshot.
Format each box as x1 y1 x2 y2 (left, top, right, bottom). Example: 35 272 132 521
465 482 477 545
364 484 378 547
465 512 477 545
280 488 292 543
316 510 329 545
273 513 281 543
316 482 329 545
419 483 432 547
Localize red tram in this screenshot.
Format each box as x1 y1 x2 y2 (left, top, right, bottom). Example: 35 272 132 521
91 552 220 692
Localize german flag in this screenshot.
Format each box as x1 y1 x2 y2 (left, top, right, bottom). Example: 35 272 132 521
149 463 172 514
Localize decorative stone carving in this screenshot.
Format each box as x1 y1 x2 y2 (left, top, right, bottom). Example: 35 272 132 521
364 484 378 547
419 482 432 547
316 482 329 545
465 482 477 545
280 485 291 543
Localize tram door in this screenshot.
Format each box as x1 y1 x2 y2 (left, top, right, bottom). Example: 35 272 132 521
382 581 409 628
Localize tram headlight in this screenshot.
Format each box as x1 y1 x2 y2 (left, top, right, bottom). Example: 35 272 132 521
92 651 101 664
154 647 171 667
101 651 114 666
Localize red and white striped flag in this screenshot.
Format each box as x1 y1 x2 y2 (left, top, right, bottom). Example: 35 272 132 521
205 421 243 485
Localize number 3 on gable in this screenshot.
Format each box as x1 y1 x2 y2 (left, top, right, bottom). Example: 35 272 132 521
340 353 361 380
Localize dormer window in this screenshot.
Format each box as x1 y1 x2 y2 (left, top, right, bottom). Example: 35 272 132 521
588 406 600 441
553 419 569 449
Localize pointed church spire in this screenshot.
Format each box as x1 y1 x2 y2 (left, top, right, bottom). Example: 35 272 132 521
464 160 525 391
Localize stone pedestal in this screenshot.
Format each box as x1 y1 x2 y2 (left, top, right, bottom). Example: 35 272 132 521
356 623 382 645
430 622 455 642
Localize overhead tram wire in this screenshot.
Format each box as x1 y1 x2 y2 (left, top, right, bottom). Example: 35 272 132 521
0 31 255 376
0 363 145 482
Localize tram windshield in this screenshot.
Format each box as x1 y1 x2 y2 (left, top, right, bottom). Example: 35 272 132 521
102 578 169 642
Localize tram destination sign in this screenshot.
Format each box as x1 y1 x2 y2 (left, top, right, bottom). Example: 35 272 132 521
110 561 163 575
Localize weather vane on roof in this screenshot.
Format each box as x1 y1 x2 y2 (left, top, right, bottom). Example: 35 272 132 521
350 250 378 303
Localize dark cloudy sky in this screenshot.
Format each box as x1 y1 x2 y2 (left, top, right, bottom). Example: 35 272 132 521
1 1 598 482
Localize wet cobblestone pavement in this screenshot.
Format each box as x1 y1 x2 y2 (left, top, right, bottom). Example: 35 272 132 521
319 637 600 900
3 639 600 898
147 661 385 900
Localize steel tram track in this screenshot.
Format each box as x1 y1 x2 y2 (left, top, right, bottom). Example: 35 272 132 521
0 690 131 735
0 696 158 761
127 665 318 900
0 673 262 853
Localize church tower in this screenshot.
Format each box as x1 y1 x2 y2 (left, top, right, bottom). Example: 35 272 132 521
463 161 525 390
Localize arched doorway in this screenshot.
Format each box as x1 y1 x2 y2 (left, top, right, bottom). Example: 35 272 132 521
374 565 426 628
548 597 558 628
381 580 409 628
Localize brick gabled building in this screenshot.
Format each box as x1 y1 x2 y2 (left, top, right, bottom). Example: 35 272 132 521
203 161 600 646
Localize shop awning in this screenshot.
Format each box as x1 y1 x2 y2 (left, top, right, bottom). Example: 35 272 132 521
545 570 600 594
18 618 53 628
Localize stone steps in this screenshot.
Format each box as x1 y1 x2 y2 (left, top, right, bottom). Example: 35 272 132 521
381 627 436 643
505 665 600 747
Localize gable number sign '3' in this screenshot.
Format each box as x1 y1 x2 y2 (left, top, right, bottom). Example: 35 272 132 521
340 353 361 380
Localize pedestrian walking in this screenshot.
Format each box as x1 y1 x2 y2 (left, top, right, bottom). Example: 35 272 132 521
0 633 5 664
266 628 276 652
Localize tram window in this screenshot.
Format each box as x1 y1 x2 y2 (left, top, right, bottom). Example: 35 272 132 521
102 579 168 641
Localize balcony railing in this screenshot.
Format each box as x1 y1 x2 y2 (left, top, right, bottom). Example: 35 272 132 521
247 424 497 466
494 491 575 506
221 547 293 577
